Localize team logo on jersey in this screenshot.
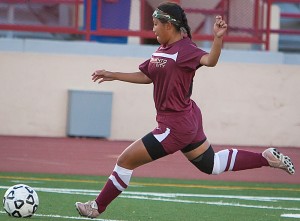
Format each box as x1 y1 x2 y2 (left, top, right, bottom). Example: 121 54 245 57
150 52 178 68
150 57 167 68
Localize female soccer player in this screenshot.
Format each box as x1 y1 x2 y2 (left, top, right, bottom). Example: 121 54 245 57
75 2 295 218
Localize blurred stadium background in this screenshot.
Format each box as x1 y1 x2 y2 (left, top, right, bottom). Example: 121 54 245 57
0 0 299 150
0 0 299 50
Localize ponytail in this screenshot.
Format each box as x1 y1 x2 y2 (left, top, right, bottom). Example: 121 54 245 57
180 8 192 39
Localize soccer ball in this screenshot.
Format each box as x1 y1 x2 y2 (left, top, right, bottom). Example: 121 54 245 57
3 184 39 218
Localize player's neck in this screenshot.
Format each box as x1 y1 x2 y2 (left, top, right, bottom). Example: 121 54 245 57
166 33 182 46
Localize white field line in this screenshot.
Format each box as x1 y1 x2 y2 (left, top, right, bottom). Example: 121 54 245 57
122 195 300 211
281 214 300 218
1 185 300 212
2 186 300 202
10 180 44 184
0 211 123 221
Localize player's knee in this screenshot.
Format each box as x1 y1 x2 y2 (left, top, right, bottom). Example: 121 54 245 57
190 146 215 174
116 153 130 168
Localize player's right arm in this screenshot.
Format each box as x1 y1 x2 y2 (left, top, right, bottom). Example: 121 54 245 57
199 16 227 67
92 70 152 84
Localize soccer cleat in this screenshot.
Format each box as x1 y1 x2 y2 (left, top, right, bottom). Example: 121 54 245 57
75 200 100 218
262 148 295 175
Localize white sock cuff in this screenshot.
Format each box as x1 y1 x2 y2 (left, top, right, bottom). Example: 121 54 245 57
114 164 133 174
229 149 238 171
113 164 133 186
212 153 221 175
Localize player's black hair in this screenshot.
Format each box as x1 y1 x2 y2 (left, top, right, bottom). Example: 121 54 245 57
157 2 192 39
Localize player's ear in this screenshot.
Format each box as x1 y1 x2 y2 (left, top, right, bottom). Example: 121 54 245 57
165 22 173 30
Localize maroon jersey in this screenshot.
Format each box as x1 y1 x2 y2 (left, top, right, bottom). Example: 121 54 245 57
139 37 207 114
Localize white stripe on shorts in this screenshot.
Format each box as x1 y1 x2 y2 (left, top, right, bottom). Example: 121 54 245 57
154 127 171 142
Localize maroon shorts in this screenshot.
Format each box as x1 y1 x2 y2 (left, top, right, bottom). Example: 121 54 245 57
142 101 206 160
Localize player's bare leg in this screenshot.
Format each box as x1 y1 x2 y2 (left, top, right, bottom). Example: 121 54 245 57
116 139 153 169
75 139 153 218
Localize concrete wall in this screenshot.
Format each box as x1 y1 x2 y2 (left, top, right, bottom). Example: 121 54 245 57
0 51 299 147
1 38 300 64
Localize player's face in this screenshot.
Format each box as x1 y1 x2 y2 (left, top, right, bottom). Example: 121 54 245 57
152 18 169 45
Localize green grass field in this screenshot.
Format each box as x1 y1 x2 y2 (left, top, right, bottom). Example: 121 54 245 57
0 172 299 221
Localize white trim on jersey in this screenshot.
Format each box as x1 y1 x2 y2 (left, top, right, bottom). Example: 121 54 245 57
152 52 178 62
154 127 171 142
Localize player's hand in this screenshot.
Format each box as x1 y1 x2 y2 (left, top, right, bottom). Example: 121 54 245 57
92 70 114 83
213 15 227 38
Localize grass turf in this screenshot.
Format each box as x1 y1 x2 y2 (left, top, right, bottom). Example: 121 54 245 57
0 172 299 221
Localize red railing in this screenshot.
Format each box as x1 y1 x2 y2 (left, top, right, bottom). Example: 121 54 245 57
265 0 300 50
0 0 299 50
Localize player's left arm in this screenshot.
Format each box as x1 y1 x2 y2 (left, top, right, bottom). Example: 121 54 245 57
200 16 228 67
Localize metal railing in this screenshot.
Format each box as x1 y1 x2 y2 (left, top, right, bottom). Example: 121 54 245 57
0 0 299 51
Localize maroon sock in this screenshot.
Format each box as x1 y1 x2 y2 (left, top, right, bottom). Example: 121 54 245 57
232 150 269 171
95 179 122 213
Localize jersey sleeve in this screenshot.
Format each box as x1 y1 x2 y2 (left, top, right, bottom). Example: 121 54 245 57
177 43 208 71
139 59 151 78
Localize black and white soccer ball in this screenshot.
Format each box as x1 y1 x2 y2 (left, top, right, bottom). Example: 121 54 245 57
3 184 39 218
